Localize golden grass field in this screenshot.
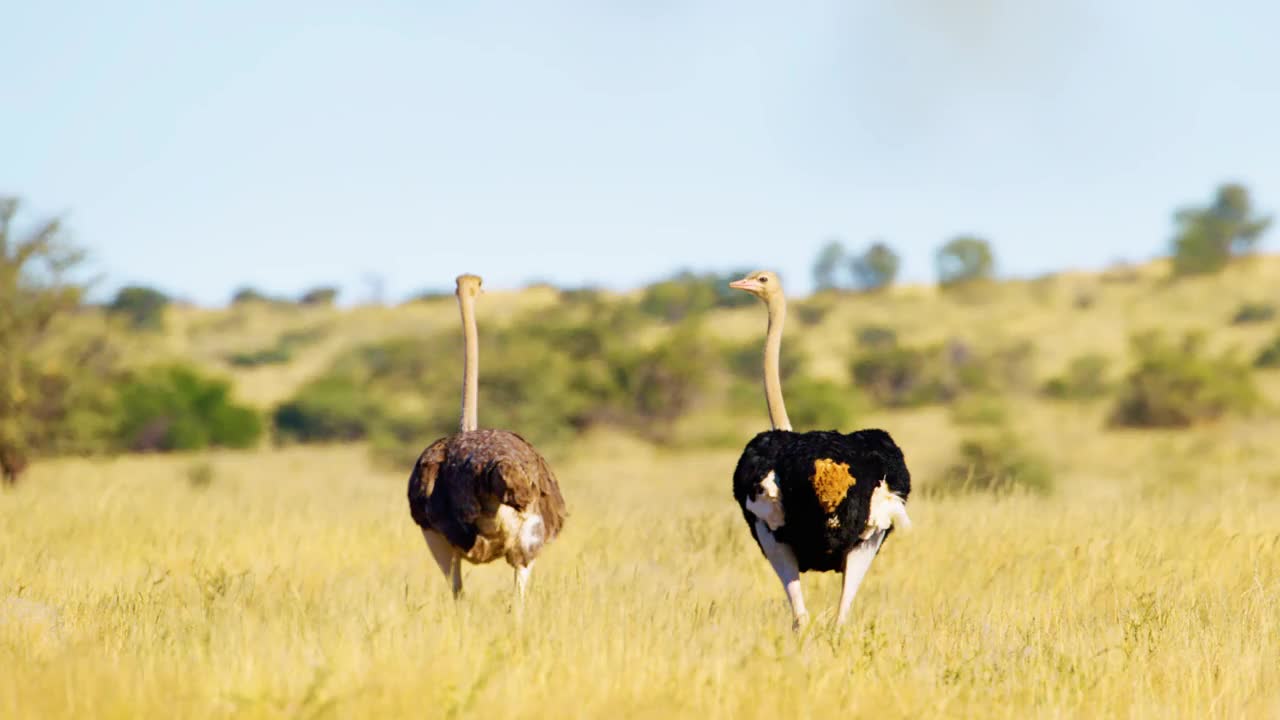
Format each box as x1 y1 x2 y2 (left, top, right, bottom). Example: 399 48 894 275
4 260 1280 718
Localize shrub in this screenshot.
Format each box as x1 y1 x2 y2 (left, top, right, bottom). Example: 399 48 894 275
1231 301 1276 325
298 286 339 306
855 325 898 350
225 325 327 368
783 377 861 431
272 376 378 443
403 288 452 304
369 412 455 469
722 339 803 385
638 270 754 322
936 432 1053 495
792 297 834 326
230 287 283 305
227 347 293 368
186 461 215 489
851 344 950 407
950 395 1008 426
614 322 715 436
1043 354 1111 400
115 365 262 451
107 285 170 330
1256 334 1280 369
1109 331 1260 428
851 337 1033 408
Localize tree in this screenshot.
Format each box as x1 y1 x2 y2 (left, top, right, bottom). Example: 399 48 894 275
1171 183 1272 276
936 236 995 288
107 285 169 330
812 239 847 291
0 197 91 483
849 240 900 292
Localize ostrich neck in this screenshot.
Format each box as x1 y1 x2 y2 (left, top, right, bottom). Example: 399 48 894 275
459 293 479 432
763 295 792 431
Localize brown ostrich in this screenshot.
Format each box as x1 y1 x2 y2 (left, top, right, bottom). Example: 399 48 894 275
406 274 567 603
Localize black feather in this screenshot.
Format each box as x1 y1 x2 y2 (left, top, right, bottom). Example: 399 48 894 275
732 428 910 572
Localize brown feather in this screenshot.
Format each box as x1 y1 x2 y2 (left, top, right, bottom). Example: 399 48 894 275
407 429 566 565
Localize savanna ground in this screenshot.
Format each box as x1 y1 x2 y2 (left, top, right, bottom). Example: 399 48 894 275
4 259 1280 718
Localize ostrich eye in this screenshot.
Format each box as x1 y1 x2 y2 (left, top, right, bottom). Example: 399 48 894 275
759 276 769 283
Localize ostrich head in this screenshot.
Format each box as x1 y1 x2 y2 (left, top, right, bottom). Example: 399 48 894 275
455 274 484 299
729 270 783 302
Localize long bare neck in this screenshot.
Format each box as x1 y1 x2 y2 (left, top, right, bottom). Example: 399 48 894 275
763 294 792 431
458 293 479 432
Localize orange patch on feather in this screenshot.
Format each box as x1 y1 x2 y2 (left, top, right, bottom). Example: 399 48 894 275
812 458 856 513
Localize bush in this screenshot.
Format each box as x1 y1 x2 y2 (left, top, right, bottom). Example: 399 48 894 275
855 325 898 350
298 286 339 306
272 376 379 443
1043 354 1112 400
949 395 1008 426
850 338 1019 408
851 344 951 407
225 325 327 368
637 270 754 322
722 339 803 386
107 285 170 330
792 297 834 327
936 432 1053 495
1231 301 1276 325
783 377 862 431
230 287 283 305
115 365 262 451
226 347 293 368
1256 334 1280 369
186 461 215 489
613 321 715 437
1109 332 1260 428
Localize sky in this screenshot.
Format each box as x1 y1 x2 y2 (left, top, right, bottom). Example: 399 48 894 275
3 0 1279 304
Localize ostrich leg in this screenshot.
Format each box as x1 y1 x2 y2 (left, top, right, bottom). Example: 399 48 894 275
422 529 463 598
836 530 885 625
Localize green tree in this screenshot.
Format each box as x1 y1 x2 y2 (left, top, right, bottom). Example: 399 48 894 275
936 236 995 288
1171 183 1272 275
812 239 847 291
107 285 170 330
849 240 900 292
0 198 91 483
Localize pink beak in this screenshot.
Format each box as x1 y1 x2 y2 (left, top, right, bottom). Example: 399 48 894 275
729 279 757 291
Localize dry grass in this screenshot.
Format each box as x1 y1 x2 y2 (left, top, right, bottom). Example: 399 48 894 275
3 413 1279 719
5 258 1280 717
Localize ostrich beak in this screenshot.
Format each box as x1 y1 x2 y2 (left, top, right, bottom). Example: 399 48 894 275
729 278 759 292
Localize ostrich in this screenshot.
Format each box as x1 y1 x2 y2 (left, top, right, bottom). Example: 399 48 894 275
406 274 567 603
729 270 911 627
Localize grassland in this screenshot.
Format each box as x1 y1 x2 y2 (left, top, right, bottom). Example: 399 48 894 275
4 260 1280 718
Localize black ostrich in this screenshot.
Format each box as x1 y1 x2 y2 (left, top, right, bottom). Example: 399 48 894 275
407 274 567 604
729 270 911 627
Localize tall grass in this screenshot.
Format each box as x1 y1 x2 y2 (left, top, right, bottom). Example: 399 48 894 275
3 414 1279 718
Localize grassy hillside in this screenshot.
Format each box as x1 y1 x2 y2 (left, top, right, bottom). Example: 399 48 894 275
4 258 1280 718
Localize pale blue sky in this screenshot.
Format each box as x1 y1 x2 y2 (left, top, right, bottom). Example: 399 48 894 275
3 1 1277 304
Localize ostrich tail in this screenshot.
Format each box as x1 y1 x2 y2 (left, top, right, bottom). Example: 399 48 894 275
866 479 912 536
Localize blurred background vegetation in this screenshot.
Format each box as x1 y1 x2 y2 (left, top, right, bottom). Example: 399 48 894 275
1 183 1276 497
